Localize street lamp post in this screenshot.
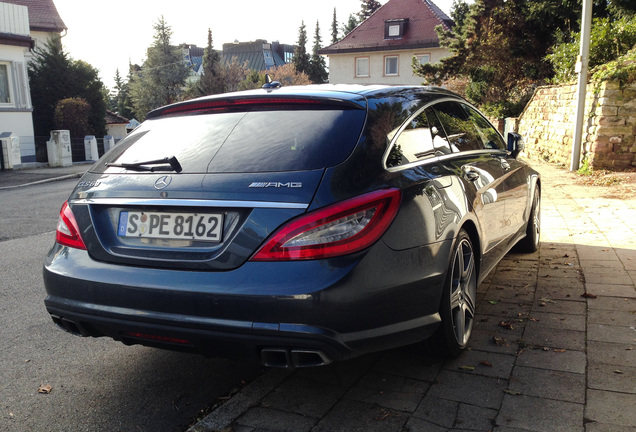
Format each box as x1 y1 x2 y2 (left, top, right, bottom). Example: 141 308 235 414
570 0 593 171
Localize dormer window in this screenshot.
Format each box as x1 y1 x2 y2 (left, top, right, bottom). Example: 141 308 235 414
384 19 409 39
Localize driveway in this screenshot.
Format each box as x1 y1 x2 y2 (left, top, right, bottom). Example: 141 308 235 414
189 160 636 432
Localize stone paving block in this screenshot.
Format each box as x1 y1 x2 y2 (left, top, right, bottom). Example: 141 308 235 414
480 283 535 303
427 370 508 409
473 315 526 339
576 245 619 262
588 323 636 344
344 371 429 413
586 423 636 432
531 298 587 315
260 377 345 418
443 350 516 380
372 345 444 383
584 272 634 286
508 366 585 403
523 324 586 351
538 265 582 279
588 308 636 326
585 283 636 298
515 347 586 374
588 363 636 393
527 310 586 331
477 299 532 319
586 389 636 427
236 406 317 432
295 352 378 388
496 394 584 432
412 394 459 428
586 296 636 311
535 279 586 301
588 341 636 368
456 403 498 431
469 329 522 356
540 245 579 260
312 399 406 432
404 417 449 432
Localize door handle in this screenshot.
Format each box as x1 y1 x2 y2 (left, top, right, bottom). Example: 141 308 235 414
463 168 480 182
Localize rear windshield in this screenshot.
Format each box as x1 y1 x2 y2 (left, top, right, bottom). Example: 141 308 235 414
96 109 366 173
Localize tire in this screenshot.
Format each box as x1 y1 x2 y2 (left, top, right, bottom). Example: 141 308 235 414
436 229 477 358
516 186 540 253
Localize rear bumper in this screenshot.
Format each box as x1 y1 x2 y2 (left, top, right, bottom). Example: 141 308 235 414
43 239 450 366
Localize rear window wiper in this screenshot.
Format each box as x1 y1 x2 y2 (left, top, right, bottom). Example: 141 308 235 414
106 156 182 173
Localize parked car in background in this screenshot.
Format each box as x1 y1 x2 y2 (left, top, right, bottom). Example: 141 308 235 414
43 84 540 368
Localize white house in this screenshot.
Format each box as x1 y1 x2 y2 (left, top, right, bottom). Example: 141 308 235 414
319 0 453 85
0 0 66 164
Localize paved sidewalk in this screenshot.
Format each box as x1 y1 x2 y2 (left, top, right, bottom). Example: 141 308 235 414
189 161 636 432
0 163 89 190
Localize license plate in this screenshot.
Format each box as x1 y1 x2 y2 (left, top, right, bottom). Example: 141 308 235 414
117 211 223 242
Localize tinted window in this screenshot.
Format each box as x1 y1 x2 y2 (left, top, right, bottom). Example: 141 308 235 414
432 102 505 152
97 109 366 173
386 108 452 167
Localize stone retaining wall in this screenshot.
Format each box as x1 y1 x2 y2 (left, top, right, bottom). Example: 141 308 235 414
517 81 636 169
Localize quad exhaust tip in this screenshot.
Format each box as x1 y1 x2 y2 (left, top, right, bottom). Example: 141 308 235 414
261 348 332 368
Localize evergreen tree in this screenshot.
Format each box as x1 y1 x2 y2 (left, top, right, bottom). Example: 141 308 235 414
342 14 359 36
293 21 311 75
196 29 225 96
28 36 107 137
331 8 339 44
111 68 134 120
309 21 328 83
358 0 382 21
130 16 189 119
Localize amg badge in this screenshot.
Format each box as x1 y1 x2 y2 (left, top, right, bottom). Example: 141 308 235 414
249 182 302 188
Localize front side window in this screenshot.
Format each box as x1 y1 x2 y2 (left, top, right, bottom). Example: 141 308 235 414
432 102 505 152
0 64 11 104
384 56 398 76
356 57 370 77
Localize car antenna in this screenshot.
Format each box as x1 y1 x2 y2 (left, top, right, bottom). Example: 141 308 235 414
262 73 282 91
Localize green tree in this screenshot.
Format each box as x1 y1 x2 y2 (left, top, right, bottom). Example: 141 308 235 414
195 29 224 96
358 0 382 21
293 21 311 75
331 8 339 43
54 98 91 138
28 36 107 137
342 14 359 36
309 21 328 83
130 16 189 119
112 68 134 120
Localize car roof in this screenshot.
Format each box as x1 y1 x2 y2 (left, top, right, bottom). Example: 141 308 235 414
146 85 460 119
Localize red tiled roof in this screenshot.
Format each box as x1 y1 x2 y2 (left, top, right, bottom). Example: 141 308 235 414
319 0 452 55
4 0 67 32
106 110 129 124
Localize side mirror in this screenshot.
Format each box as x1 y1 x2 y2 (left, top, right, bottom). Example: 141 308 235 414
507 132 524 159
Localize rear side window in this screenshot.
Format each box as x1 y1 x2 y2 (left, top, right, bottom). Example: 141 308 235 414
432 102 505 152
97 109 366 173
386 108 452 168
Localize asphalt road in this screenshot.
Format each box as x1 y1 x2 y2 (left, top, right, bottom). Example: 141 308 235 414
0 179 261 432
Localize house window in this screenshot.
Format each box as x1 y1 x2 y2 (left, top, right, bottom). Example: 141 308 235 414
384 56 399 76
0 64 11 104
384 19 408 39
416 54 431 65
356 57 370 78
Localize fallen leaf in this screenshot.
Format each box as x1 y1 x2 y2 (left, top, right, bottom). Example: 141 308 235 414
553 349 567 352
613 370 624 374
504 389 522 395
459 365 475 371
581 292 597 299
480 361 493 367
493 337 510 346
488 300 500 305
563 254 569 258
529 317 540 322
499 321 515 330
37 384 52 394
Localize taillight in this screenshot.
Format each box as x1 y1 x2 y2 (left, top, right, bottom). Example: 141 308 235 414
251 189 402 261
55 201 87 250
